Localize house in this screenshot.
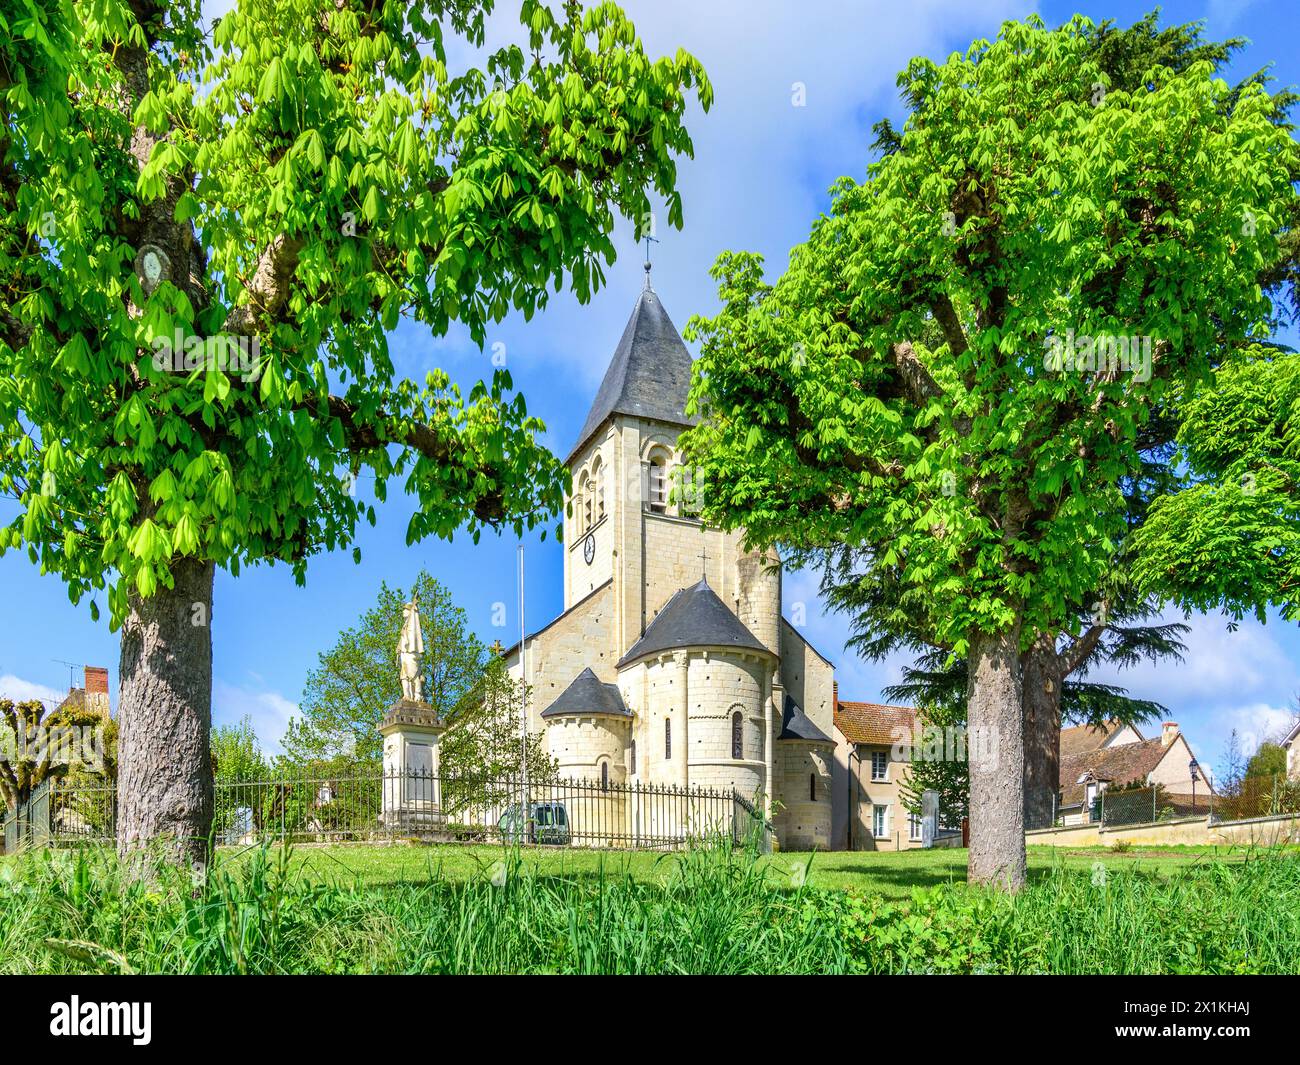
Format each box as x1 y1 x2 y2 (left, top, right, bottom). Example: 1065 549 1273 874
1057 720 1207 825
49 665 112 720
1283 719 1300 782
831 695 930 851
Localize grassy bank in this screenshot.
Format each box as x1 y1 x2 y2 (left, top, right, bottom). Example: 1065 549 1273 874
2 843 1297 974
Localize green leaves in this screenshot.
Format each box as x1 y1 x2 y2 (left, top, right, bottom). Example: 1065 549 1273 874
1 0 708 628
679 14 1297 653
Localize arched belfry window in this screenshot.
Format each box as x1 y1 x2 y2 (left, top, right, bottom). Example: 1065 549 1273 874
647 453 668 513
576 473 590 533
731 711 743 760
592 457 605 521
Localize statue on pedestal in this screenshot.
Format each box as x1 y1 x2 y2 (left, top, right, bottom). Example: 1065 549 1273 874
397 594 425 704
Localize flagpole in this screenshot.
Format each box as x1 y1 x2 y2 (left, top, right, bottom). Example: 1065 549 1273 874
517 543 528 830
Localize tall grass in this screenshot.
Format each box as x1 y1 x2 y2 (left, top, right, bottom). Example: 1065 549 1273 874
1 843 1296 974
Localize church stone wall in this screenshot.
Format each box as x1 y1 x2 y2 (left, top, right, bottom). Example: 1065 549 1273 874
565 428 617 605
780 619 836 738
642 512 733 622
736 548 781 657
507 581 615 731
546 715 631 784
684 651 768 798
775 742 833 850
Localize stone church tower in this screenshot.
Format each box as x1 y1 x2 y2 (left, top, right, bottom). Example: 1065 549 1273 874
504 269 835 849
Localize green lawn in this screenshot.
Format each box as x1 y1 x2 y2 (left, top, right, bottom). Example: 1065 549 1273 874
206 840 1272 899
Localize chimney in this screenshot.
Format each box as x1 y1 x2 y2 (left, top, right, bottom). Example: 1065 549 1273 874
833 682 839 712
84 665 110 718
1161 721 1178 748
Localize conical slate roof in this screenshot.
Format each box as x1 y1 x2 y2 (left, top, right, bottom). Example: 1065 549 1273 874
540 667 631 719
567 278 697 462
617 579 768 668
778 694 832 743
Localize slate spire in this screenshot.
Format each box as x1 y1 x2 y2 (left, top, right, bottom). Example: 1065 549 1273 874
567 285 698 462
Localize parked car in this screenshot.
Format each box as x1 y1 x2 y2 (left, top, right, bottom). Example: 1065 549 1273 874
497 801 571 846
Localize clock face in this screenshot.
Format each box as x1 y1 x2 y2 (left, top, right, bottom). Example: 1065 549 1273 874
583 533 595 565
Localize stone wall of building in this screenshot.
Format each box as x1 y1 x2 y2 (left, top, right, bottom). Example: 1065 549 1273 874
642 511 734 621
546 714 631 784
506 581 615 731
779 619 835 740
774 742 833 850
565 428 617 605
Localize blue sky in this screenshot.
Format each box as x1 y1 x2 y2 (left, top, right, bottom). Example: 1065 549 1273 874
2 0 1298 781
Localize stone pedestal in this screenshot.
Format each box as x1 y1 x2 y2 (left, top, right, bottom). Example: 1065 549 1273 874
378 700 447 834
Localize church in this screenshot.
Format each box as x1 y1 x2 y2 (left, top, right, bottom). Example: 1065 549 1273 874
502 267 838 850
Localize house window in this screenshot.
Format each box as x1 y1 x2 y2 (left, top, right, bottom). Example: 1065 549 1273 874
664 718 671 760
871 750 889 782
731 711 743 759
601 761 609 792
908 812 922 841
873 804 888 839
809 773 816 802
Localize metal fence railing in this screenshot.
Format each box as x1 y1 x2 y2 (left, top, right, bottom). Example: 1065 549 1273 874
1039 773 1300 830
1213 773 1300 824
1097 785 1211 828
0 769 769 853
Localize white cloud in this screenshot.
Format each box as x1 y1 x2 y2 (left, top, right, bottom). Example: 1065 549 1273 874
213 681 298 755
412 0 1032 391
1218 702 1297 754
1082 609 1299 712
0 674 65 708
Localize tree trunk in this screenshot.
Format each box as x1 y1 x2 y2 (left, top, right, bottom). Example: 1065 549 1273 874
966 622 1026 891
1022 636 1063 831
116 557 214 871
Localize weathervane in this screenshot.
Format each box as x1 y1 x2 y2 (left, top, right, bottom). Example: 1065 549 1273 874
642 232 659 288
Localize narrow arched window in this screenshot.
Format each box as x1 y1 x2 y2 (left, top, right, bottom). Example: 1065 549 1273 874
809 773 816 802
648 456 667 512
664 718 672 759
732 711 743 760
601 761 609 791
592 458 605 521
575 473 590 534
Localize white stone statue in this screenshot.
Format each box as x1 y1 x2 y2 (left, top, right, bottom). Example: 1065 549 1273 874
397 594 425 703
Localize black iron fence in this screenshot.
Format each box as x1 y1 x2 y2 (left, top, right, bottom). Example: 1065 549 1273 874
1 769 770 853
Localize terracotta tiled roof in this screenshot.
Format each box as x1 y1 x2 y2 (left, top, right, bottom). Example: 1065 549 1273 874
1059 719 1138 760
1059 738 1170 806
834 701 918 747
